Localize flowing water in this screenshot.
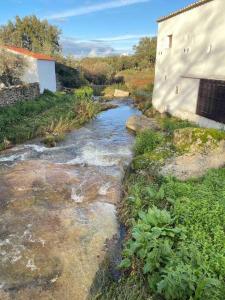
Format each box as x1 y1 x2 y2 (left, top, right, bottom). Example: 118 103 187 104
0 100 140 300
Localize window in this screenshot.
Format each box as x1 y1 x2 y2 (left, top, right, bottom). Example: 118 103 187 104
197 79 225 123
164 35 173 49
168 35 173 48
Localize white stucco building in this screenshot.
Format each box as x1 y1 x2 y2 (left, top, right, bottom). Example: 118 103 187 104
153 0 225 129
1 45 57 93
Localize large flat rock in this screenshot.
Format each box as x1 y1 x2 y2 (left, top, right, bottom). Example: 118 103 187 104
126 115 160 133
161 141 225 180
0 160 121 299
114 89 129 98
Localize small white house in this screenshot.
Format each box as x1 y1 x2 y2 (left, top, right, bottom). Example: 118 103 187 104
153 0 225 129
1 45 57 93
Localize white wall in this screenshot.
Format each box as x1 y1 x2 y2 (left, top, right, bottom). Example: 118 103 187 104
1 48 57 93
153 0 225 129
21 57 39 84
22 59 56 93
37 60 57 93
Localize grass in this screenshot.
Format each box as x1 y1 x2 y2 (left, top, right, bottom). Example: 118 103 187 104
0 87 101 150
116 68 155 92
92 119 225 300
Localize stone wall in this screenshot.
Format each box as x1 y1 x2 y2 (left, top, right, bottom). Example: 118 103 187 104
0 83 40 107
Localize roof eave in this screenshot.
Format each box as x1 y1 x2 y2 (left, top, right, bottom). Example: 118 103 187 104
157 0 214 23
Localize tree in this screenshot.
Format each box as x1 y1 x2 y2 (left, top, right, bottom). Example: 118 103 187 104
133 37 157 69
0 16 61 55
0 50 27 86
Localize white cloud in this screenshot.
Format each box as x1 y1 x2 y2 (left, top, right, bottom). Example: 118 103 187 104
46 0 150 20
61 37 119 58
61 33 152 58
92 34 151 42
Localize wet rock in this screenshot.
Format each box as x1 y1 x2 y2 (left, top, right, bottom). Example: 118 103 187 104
114 89 129 98
126 115 160 133
161 140 225 180
100 103 119 112
0 160 121 209
0 160 121 299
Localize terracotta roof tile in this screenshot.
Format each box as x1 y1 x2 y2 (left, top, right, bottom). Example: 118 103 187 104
157 0 214 23
0 45 55 61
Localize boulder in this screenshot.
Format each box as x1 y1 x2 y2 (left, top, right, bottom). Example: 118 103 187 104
173 127 225 153
114 89 129 98
161 140 225 180
126 115 160 133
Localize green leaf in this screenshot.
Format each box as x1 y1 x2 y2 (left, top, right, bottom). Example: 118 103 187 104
119 258 131 269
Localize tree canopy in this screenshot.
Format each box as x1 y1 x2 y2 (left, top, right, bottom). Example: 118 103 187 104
133 37 157 68
0 16 61 55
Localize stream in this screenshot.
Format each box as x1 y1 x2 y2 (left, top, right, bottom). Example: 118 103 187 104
0 99 140 300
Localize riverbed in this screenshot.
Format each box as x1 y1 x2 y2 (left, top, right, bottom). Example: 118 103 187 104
0 100 140 300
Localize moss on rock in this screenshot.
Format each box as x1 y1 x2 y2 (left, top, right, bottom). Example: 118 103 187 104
173 127 225 153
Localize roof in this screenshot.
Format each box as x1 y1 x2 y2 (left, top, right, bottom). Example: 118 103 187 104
0 45 55 61
157 0 214 23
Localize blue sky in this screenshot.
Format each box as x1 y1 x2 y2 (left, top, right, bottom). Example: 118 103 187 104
1 0 195 57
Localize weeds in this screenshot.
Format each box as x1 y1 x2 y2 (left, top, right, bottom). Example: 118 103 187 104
0 87 100 150
74 98 101 124
134 130 165 155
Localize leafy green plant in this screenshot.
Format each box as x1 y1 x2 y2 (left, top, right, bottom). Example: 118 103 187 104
74 86 93 99
134 130 164 155
120 207 184 291
159 116 196 134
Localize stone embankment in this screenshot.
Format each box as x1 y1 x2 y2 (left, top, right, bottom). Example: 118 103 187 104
0 82 40 107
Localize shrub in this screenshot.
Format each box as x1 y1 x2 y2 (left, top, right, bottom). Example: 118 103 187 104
120 207 184 292
74 98 101 124
74 86 93 99
159 116 196 134
134 130 164 155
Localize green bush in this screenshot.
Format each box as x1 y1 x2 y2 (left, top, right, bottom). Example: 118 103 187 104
159 116 196 134
74 86 93 99
134 130 164 155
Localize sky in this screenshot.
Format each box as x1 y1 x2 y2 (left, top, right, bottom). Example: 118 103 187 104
1 0 196 57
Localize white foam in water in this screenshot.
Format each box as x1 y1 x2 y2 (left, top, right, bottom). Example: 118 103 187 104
24 144 47 153
66 144 132 167
0 154 22 162
99 183 111 195
71 188 84 203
